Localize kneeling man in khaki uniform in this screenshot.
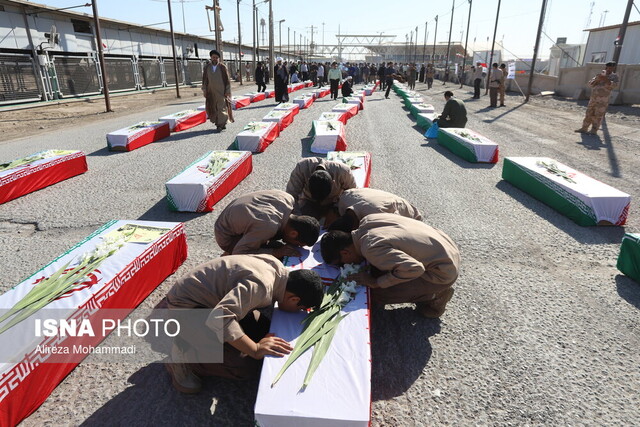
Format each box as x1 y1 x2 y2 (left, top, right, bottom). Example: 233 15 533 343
321 213 460 318
327 188 423 232
285 157 357 218
214 189 320 259
165 254 323 393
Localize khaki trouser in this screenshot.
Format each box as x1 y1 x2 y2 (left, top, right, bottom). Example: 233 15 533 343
581 96 609 131
371 264 458 305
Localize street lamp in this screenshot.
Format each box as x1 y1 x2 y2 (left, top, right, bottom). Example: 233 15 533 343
278 19 285 55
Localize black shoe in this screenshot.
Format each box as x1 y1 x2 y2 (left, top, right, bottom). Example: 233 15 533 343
219 125 226 130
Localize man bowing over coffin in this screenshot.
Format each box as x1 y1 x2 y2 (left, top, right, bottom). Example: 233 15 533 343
285 157 357 219
326 188 423 232
321 213 460 318
164 254 324 393
214 190 320 259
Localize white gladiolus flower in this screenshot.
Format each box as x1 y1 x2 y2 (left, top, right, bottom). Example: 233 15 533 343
337 291 352 306
341 281 358 294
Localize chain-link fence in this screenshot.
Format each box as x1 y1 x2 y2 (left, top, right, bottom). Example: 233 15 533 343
163 59 183 86
184 59 204 85
103 57 137 92
52 55 101 97
137 58 163 89
0 54 42 105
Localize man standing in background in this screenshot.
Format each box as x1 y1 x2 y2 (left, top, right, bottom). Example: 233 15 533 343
202 50 231 132
472 62 483 99
488 63 503 108
575 61 619 135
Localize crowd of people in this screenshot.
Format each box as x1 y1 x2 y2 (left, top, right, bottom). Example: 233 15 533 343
162 155 460 394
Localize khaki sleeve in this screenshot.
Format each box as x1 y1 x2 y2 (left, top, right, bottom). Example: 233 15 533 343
361 242 426 288
285 164 306 203
231 222 280 255
205 277 270 342
338 165 357 191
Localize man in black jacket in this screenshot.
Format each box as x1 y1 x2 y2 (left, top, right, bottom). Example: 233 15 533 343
436 91 467 128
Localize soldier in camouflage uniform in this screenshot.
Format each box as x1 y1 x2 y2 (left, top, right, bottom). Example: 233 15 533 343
575 61 619 135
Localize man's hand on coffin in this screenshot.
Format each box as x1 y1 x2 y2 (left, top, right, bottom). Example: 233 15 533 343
273 244 302 259
348 272 380 288
255 333 293 359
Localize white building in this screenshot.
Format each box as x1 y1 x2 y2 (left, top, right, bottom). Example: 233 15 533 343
548 38 585 77
583 20 640 65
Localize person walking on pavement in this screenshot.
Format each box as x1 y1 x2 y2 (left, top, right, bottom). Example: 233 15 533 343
425 64 435 89
201 49 231 132
273 57 289 103
317 63 325 88
384 62 397 99
575 61 619 135
255 61 266 92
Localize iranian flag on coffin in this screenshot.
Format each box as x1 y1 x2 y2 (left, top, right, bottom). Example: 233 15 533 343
343 96 364 111
416 112 438 130
617 233 640 283
310 121 347 154
319 111 347 125
245 92 267 103
318 88 331 98
231 96 251 110
107 121 170 151
232 122 280 153
0 150 87 205
304 80 314 88
255 231 371 427
437 128 499 164
264 89 276 98
0 220 187 427
263 109 295 132
363 84 376 96
331 103 359 122
410 103 435 117
293 95 314 109
502 157 631 226
327 151 371 188
287 85 294 94
197 104 206 111
165 151 252 212
293 82 305 91
274 102 300 117
159 109 207 132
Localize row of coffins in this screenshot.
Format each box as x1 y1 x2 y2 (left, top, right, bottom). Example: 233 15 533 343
255 150 372 426
309 86 373 154
166 84 323 211
395 82 636 282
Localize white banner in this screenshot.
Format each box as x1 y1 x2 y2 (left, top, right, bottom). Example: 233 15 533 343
507 62 516 79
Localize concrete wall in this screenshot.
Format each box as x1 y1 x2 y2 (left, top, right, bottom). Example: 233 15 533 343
555 63 640 105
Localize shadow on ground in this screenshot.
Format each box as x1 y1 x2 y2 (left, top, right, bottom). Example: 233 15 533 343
371 306 440 400
495 180 626 244
80 364 258 426
421 137 497 170
138 197 208 223
616 274 640 310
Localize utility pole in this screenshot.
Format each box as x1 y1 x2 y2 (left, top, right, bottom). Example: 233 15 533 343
444 0 455 80
293 30 296 59
612 0 634 65
485 0 501 95
236 0 242 84
92 0 113 110
211 0 222 54
309 25 316 56
422 22 428 64
322 22 325 47
409 32 413 62
252 0 257 64
287 27 290 60
414 26 419 60
268 0 274 76
460 0 473 88
526 0 548 102
432 15 438 65
278 19 285 56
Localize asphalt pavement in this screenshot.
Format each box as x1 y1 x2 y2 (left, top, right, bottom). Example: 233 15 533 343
1 81 639 426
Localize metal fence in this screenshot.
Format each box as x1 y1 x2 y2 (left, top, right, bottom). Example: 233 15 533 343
0 54 41 105
1 52 253 107
163 59 183 86
137 58 163 89
52 55 101 97
103 57 137 92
